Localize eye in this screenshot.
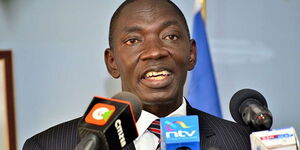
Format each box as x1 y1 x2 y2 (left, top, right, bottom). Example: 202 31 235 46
125 38 140 45
164 35 179 41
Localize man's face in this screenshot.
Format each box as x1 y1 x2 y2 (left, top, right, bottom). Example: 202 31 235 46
105 0 196 106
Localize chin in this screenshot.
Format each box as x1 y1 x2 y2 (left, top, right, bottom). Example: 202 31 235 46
140 92 179 105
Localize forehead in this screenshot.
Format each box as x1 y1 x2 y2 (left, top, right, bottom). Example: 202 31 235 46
114 0 186 31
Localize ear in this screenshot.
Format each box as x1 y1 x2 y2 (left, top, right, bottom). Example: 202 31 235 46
187 39 197 70
104 48 120 78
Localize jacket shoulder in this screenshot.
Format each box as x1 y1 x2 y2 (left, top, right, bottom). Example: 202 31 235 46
188 107 252 150
201 110 252 134
23 117 81 150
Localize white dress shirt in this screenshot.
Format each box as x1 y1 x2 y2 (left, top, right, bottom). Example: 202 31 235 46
133 99 187 150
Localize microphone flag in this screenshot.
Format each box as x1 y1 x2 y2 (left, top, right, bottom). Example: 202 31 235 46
160 115 200 150
250 127 299 150
78 95 139 150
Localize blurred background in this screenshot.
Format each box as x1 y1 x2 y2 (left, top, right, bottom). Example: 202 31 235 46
0 0 299 149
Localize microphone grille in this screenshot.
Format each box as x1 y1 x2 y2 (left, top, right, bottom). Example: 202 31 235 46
112 91 142 121
229 88 267 125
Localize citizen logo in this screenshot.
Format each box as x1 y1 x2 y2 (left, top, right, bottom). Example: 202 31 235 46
115 119 126 147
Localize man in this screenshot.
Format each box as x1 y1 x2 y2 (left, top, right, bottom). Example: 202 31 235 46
23 0 252 150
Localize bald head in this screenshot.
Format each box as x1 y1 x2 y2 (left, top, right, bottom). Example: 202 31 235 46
108 0 190 49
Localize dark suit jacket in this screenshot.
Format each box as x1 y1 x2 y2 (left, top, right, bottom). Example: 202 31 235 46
23 103 252 150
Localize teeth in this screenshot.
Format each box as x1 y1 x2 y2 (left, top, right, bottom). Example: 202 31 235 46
151 76 165 80
145 71 170 79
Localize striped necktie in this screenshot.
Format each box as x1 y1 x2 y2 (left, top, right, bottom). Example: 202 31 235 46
147 119 161 150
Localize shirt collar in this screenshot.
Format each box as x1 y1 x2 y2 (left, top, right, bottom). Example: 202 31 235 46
135 98 187 140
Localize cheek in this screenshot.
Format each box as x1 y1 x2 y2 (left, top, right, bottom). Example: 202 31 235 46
171 49 190 69
115 52 139 79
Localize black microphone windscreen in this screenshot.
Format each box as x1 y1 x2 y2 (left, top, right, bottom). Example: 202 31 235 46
229 89 267 125
112 91 142 121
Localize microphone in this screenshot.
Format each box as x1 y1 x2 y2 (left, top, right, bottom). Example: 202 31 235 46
250 127 299 150
76 91 142 150
229 89 273 131
160 115 200 150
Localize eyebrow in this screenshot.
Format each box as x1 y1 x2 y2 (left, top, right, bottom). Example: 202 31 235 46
160 20 180 29
123 20 180 34
123 26 143 34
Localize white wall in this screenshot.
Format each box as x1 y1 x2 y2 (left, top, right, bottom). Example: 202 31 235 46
206 0 300 133
0 0 299 149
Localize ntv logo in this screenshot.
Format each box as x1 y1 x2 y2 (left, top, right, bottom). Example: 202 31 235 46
164 121 196 138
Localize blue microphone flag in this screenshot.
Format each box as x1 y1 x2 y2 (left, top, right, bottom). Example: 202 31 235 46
160 115 200 150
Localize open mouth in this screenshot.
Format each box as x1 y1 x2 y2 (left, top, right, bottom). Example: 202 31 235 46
141 70 173 88
143 70 171 80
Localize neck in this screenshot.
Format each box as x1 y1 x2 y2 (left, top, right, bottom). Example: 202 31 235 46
142 98 183 117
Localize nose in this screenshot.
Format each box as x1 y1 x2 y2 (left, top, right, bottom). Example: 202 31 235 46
140 38 169 61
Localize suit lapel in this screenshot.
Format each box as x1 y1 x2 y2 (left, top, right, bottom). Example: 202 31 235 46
186 101 217 146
